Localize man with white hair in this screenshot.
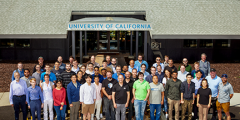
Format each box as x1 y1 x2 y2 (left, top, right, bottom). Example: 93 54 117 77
11 62 24 81
87 55 100 70
199 53 211 76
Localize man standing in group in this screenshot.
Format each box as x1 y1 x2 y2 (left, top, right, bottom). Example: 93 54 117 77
163 55 169 67
112 74 130 120
124 71 135 120
112 65 125 81
87 55 100 70
33 56 46 73
91 66 104 83
102 71 118 120
21 69 34 88
146 67 157 83
191 62 205 79
12 62 24 81
178 58 192 72
80 65 88 79
148 75 165 120
177 65 189 82
180 74 195 120
69 56 74 67
60 63 76 89
153 57 165 72
80 74 96 120
217 74 234 120
109 58 117 74
106 55 112 66
9 72 28 120
51 61 64 81
156 65 165 83
140 64 150 79
165 71 182 120
128 60 139 73
32 64 43 86
135 55 149 72
164 59 177 73
71 59 80 74
131 69 139 81
53 56 66 71
99 60 112 74
121 65 128 74
191 70 203 120
40 64 57 84
206 68 222 120
199 53 211 76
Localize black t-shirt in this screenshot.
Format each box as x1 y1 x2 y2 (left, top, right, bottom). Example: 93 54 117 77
33 63 46 73
131 76 138 81
197 88 212 105
164 65 178 73
102 78 118 97
77 78 86 85
51 69 64 80
124 78 134 99
112 83 130 104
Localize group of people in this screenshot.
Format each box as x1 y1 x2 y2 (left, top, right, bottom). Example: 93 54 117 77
9 54 234 120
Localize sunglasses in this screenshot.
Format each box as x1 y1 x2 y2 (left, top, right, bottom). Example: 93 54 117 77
156 59 161 61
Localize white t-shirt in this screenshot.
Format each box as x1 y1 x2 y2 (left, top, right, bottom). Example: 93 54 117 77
42 82 54 101
86 70 95 75
162 77 170 86
177 71 189 82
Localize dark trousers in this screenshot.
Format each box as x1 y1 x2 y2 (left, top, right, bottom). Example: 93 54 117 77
210 97 217 118
103 96 115 120
127 101 134 120
193 100 198 120
30 100 42 120
13 95 27 120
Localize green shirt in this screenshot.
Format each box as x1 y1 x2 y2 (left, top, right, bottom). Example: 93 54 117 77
178 64 192 73
133 79 150 100
165 78 182 100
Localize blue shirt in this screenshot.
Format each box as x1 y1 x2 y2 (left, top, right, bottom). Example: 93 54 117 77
218 82 234 103
53 63 66 71
27 86 44 106
11 69 24 81
191 78 203 95
9 79 28 104
91 74 104 83
206 75 222 97
40 72 57 82
156 72 165 83
153 63 165 72
143 71 150 80
134 60 149 71
112 73 125 81
107 62 112 66
191 69 205 79
128 65 139 73
67 81 81 104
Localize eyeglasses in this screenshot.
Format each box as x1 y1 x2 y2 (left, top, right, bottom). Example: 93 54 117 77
94 70 99 71
156 59 161 61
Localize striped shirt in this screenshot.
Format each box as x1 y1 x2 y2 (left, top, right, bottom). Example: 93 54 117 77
59 71 76 89
218 82 234 103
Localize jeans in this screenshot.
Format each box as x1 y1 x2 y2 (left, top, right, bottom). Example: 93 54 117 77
54 105 67 120
116 104 126 120
134 100 147 120
103 96 115 120
164 97 168 113
127 101 134 120
70 101 80 120
149 104 161 120
30 100 42 120
13 95 27 120
44 99 54 120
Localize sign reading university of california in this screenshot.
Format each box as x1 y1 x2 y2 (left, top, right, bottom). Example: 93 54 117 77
68 23 152 31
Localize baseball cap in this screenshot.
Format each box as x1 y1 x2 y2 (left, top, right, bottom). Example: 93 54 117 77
210 68 216 72
221 74 228 78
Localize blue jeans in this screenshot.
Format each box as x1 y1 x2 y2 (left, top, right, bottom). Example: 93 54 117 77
54 105 67 120
149 104 161 120
13 95 27 120
134 100 147 120
164 97 168 113
30 100 42 120
103 96 115 120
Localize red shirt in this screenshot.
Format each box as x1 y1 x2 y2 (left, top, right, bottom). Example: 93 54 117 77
53 87 67 107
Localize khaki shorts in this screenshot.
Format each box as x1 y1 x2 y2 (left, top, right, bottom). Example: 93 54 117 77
82 103 95 115
216 100 230 113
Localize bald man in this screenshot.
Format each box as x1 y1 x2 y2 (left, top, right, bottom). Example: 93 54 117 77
128 60 139 73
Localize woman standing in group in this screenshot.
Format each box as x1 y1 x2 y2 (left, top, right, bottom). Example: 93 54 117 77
53 80 67 120
162 69 172 118
197 79 212 120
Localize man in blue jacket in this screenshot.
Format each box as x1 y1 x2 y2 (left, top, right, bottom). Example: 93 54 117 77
67 74 81 120
135 54 149 72
91 66 104 83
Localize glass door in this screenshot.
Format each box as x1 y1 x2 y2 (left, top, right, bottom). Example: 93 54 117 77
109 31 119 52
98 31 119 52
98 31 108 51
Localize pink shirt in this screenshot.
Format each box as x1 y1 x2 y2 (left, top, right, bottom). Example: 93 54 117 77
94 82 102 100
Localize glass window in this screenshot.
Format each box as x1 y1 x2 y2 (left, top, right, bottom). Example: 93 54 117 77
215 39 230 48
0 39 14 48
199 39 213 48
16 39 30 48
183 39 197 48
109 31 118 50
87 31 98 51
99 31 108 51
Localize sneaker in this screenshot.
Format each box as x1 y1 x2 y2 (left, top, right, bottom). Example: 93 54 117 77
65 113 67 118
192 112 194 116
100 114 103 118
165 114 168 119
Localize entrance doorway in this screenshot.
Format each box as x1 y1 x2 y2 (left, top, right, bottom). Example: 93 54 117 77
98 31 119 52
